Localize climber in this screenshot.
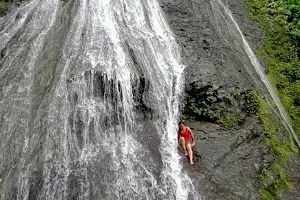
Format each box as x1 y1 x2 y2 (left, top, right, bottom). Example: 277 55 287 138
178 121 195 165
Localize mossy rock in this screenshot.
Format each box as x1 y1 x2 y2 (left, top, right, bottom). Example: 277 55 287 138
182 87 259 129
0 1 6 15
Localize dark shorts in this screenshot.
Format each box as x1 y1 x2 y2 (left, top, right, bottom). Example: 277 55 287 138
185 139 191 145
180 139 191 146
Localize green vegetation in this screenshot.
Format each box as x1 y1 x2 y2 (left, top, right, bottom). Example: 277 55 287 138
255 93 297 200
0 0 23 15
183 88 259 129
0 1 6 14
219 115 239 129
247 0 300 135
246 1 300 198
183 87 222 121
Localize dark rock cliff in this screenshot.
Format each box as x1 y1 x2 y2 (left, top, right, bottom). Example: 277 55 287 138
159 0 266 98
159 0 300 199
158 0 270 199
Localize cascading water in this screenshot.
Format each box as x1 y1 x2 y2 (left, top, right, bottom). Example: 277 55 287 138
0 0 199 199
210 0 300 148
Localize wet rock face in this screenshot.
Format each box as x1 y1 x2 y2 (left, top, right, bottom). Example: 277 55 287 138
183 119 265 200
158 0 269 199
159 0 266 98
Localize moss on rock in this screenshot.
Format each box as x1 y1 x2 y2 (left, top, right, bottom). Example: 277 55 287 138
182 87 259 129
255 93 298 200
0 1 6 15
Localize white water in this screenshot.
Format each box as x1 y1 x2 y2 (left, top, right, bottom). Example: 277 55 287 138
211 0 300 148
0 0 199 199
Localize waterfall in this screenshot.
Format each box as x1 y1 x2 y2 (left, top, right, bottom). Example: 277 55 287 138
0 0 199 199
210 0 300 148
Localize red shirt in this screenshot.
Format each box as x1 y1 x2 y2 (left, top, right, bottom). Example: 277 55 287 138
179 129 190 141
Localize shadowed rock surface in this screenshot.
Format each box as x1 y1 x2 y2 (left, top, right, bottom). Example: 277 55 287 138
180 119 265 200
159 0 267 98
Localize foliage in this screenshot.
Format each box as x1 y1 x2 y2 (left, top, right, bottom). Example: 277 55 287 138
0 0 23 15
246 1 300 196
183 87 222 122
259 164 293 200
248 0 300 135
219 115 239 129
182 88 259 129
255 93 297 200
243 91 260 116
0 1 6 14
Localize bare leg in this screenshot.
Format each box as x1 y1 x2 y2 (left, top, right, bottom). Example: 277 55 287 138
186 144 194 164
179 137 188 156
